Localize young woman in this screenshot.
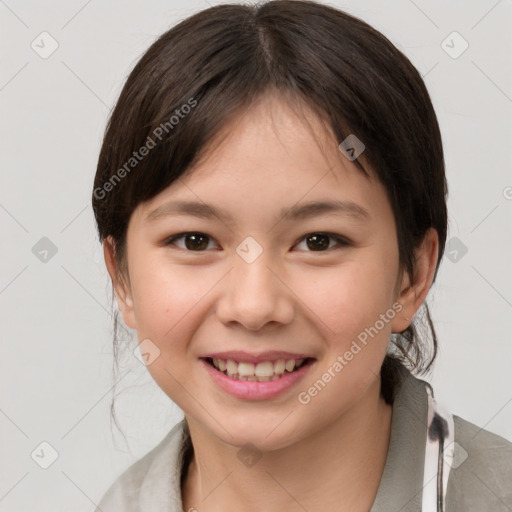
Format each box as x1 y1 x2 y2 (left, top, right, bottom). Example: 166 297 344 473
92 1 512 510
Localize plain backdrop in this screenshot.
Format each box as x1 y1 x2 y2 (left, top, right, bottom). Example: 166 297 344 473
1 0 511 510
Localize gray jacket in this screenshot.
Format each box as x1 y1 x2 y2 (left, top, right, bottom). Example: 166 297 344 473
94 365 512 511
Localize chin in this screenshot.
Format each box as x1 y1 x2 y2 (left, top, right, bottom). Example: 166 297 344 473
214 417 307 452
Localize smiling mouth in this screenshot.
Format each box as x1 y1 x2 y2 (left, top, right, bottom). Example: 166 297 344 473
203 357 313 381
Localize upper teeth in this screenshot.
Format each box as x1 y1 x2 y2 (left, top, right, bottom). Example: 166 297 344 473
212 358 305 377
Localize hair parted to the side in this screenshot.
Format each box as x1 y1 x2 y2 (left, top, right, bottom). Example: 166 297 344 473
92 0 448 434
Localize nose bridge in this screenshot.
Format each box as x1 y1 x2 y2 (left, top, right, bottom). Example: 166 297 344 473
217 236 292 330
235 246 277 293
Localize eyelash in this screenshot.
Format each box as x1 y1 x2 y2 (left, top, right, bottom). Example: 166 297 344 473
164 232 351 252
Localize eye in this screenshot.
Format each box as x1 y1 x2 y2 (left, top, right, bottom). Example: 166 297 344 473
164 231 350 252
165 232 219 251
293 232 351 252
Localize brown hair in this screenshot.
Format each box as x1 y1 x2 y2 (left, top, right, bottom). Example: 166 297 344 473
92 0 448 425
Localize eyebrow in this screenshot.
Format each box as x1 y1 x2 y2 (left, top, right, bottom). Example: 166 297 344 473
145 199 371 225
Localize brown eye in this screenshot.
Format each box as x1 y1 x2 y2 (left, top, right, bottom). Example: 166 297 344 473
164 231 350 253
166 232 217 251
294 232 350 252
306 233 330 251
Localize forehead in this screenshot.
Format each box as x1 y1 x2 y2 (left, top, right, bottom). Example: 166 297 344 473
135 94 391 228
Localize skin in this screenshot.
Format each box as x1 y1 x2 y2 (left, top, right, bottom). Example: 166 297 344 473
104 93 439 512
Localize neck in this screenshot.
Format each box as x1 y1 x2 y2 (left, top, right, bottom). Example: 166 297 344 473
182 376 393 512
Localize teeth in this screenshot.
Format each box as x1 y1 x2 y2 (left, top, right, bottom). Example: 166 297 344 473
238 362 255 377
285 359 295 372
210 357 307 380
255 361 274 377
274 359 286 374
226 359 238 376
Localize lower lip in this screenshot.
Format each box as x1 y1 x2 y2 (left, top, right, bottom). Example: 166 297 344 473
200 358 315 400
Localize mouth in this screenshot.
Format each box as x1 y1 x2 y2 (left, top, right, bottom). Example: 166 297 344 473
201 356 314 382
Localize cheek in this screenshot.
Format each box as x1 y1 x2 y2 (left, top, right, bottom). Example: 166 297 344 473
291 260 397 410
128 258 207 342
291 257 397 349
128 263 212 396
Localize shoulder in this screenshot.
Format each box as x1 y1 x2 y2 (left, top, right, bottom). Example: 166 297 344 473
446 414 512 510
94 419 189 512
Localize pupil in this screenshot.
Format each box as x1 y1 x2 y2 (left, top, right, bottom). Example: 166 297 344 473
185 233 208 250
307 234 329 251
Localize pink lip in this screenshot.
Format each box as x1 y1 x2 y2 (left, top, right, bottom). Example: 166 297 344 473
200 358 315 400
201 350 312 364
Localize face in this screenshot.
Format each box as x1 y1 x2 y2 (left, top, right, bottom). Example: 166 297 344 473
108 94 414 451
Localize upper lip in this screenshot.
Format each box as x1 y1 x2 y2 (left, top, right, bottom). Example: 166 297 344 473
201 350 314 364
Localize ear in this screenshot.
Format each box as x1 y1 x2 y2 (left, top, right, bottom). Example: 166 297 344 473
391 228 439 333
103 236 137 330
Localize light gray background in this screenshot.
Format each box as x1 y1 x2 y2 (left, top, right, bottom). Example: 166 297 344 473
1 0 511 510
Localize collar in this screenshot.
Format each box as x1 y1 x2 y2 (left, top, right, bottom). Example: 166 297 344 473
137 364 433 511
370 363 430 511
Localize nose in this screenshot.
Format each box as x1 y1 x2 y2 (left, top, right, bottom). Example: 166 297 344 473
215 245 294 331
